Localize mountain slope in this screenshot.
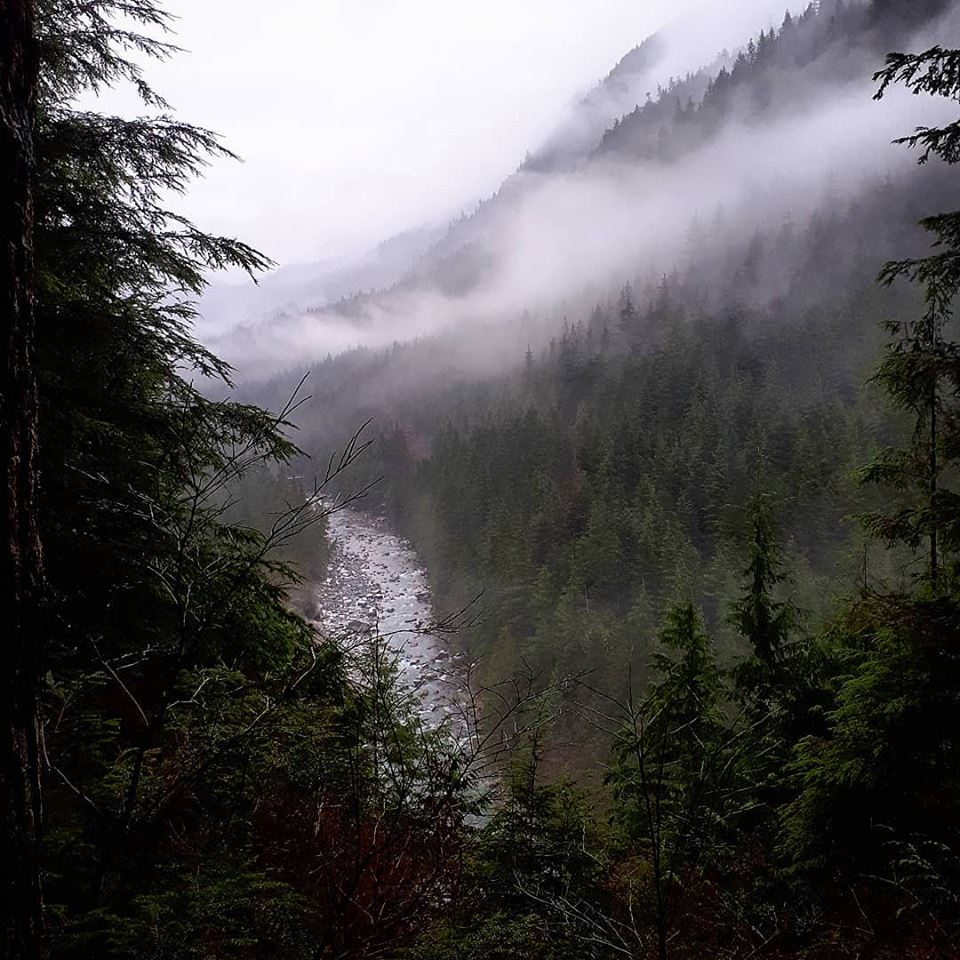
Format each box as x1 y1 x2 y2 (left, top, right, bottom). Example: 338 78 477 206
220 0 955 380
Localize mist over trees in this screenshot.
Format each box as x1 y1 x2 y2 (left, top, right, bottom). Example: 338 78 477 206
1 2 477 957
207 0 956 379
239 0 960 955
3 0 960 958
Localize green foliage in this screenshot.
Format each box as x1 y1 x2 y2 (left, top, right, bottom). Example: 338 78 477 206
408 751 606 960
34 4 473 959
857 45 960 590
728 494 800 711
34 1 960 956
875 46 960 163
777 39 960 951
729 495 796 665
782 593 960 883
605 606 732 944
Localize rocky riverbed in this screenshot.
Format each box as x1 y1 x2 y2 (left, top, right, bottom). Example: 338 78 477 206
311 505 469 733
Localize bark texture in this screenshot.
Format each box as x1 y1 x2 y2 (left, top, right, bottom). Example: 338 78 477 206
0 1 45 956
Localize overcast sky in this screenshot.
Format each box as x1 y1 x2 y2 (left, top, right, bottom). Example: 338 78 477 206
97 0 801 267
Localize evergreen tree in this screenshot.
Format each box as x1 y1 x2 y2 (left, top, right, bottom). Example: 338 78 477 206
781 48 960 943
607 603 737 960
862 46 960 588
15 4 476 957
618 283 638 336
1 2 45 955
728 494 796 686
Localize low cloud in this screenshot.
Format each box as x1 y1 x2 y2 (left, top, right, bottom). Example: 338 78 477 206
201 0 958 381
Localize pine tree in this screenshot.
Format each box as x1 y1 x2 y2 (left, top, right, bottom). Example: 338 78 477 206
607 603 746 960
21 3 359 954
782 44 960 913
728 494 795 674
618 282 638 336
863 46 960 588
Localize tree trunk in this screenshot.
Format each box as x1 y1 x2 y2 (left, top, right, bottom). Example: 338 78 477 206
0 1 45 957
929 369 938 590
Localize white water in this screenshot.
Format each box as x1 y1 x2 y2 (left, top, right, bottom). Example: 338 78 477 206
312 506 468 731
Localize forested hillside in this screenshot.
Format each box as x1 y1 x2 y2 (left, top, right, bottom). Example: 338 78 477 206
219 0 953 377
249 0 959 741
2 3 483 958
282 166 951 709
237 1 960 954
3 0 960 958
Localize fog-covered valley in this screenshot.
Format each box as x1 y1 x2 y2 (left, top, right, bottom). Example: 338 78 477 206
204 0 957 387
9 0 960 957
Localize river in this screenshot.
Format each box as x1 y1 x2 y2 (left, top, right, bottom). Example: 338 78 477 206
311 504 469 734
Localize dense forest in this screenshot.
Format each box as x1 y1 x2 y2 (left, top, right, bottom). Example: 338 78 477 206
2 0 960 959
255 0 960 750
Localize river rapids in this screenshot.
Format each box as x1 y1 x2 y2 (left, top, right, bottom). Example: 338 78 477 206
311 506 469 734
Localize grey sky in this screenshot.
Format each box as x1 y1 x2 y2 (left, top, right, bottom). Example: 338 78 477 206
104 0 802 267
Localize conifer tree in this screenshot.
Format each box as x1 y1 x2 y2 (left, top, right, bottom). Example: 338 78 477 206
618 282 638 336
1 2 45 955
728 494 795 678
607 603 730 960
862 46 960 588
783 43 960 902
15 3 364 954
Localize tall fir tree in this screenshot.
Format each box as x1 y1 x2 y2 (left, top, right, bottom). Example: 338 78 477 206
728 493 796 700
1 1 45 956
